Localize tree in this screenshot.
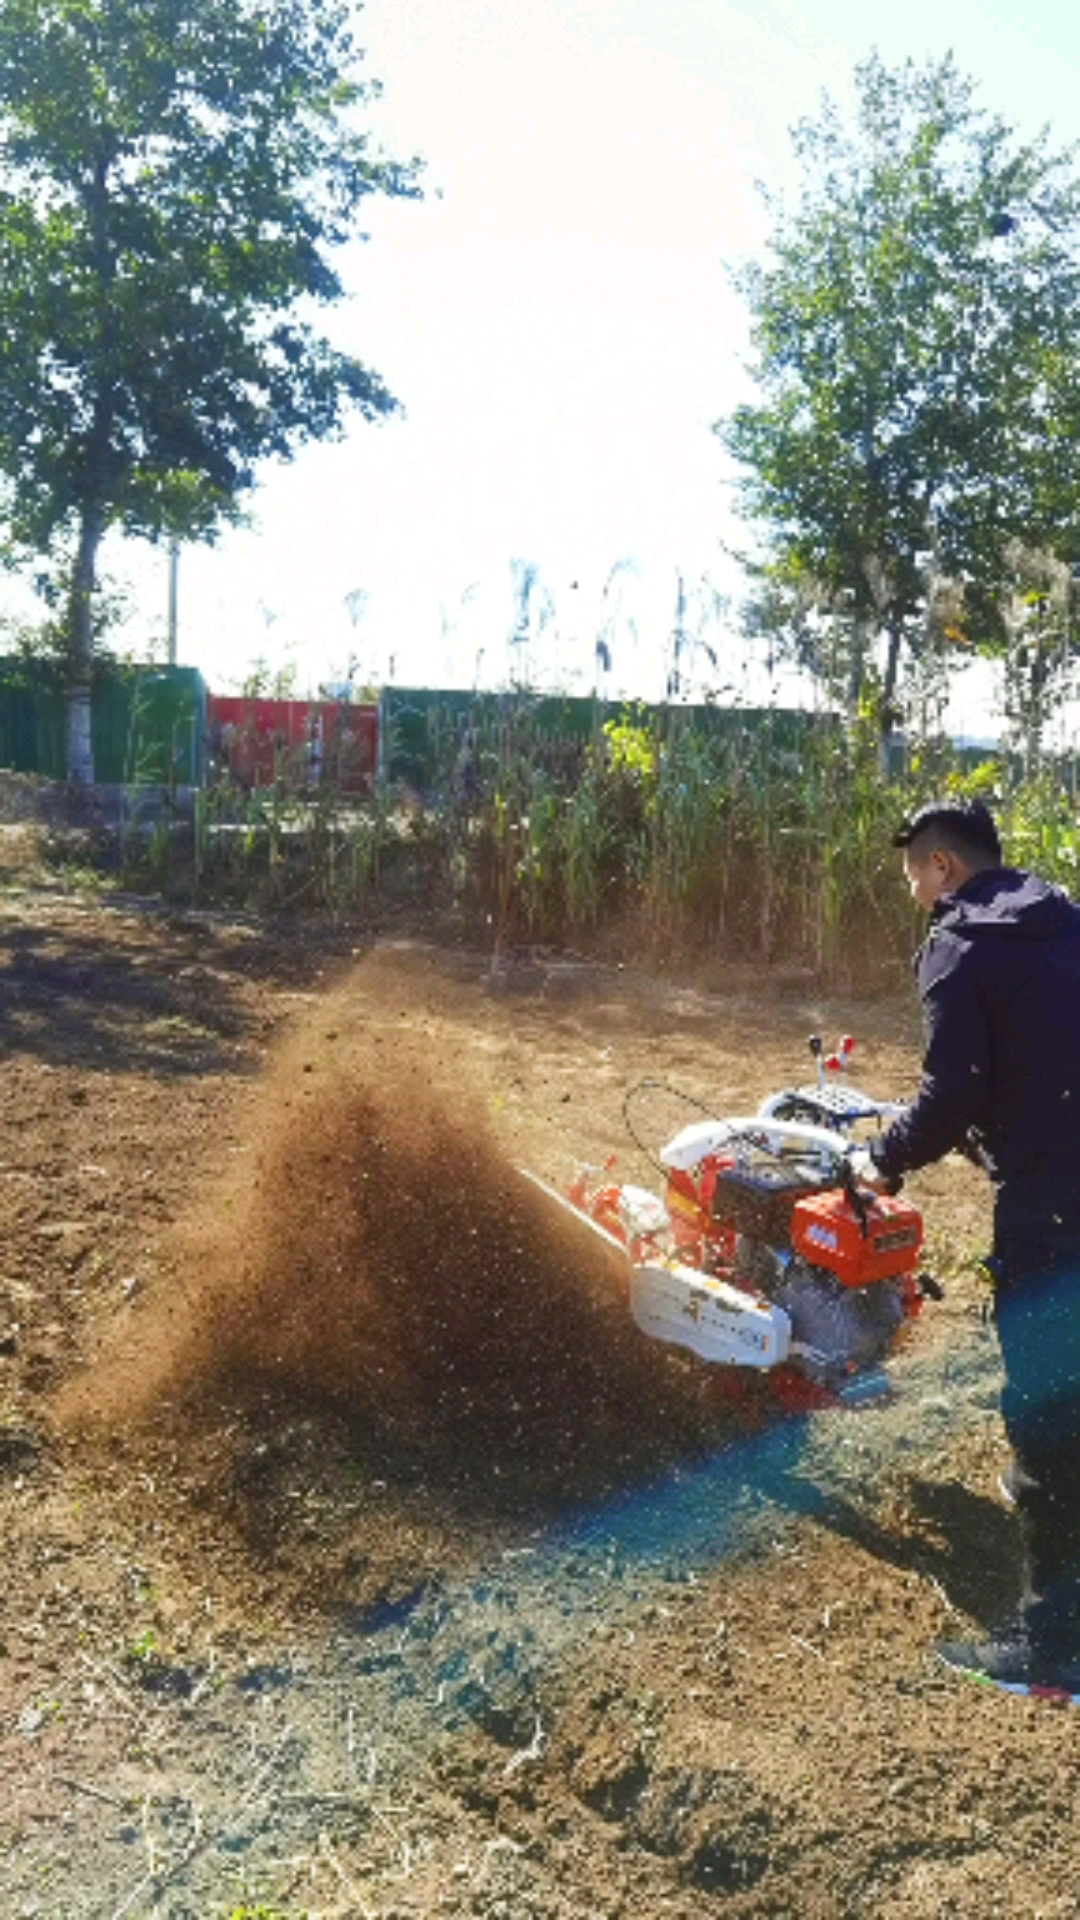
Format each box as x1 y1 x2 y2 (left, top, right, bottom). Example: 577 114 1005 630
997 547 1080 772
0 0 418 781
719 53 1080 731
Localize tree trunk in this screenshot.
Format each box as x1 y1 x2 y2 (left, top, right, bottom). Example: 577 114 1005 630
66 135 116 786
882 621 902 720
65 508 103 786
879 620 903 773
1024 649 1050 779
847 617 867 715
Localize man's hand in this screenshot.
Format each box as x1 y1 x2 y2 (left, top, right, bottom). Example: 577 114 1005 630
845 1145 892 1192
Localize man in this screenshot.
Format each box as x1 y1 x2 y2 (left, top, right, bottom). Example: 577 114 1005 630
855 797 1080 1696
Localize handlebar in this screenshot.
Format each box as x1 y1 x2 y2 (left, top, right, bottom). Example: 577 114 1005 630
841 1149 903 1236
841 1158 872 1238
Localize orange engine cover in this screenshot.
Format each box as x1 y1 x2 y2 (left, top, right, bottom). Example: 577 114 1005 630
790 1189 923 1287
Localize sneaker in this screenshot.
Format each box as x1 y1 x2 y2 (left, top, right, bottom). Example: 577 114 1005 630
936 1635 1080 1700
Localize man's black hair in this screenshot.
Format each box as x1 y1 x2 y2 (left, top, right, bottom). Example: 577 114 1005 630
891 798 1003 867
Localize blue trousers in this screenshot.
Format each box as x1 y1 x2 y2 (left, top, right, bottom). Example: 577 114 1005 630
994 1242 1080 1661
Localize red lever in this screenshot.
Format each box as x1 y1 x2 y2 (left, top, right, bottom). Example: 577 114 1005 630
826 1035 856 1073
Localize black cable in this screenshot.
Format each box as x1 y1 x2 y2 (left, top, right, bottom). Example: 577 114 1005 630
621 1078 725 1181
621 1077 849 1180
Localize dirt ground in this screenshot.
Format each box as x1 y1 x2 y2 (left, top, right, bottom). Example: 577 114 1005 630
1 831 1076 1920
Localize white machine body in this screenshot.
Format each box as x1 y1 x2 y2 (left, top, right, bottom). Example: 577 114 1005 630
630 1259 792 1369
660 1115 847 1175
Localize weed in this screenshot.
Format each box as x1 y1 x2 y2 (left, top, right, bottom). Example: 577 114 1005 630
86 686 1080 984
128 1627 159 1664
220 1905 306 1920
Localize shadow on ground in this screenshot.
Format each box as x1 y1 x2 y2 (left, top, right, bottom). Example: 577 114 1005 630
0 902 371 1076
92 1380 1017 1642
550 1410 1020 1631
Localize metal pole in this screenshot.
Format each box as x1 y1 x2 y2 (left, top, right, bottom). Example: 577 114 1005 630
167 538 179 665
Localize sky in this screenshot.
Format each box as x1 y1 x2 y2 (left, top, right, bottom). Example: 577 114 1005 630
12 0 1080 729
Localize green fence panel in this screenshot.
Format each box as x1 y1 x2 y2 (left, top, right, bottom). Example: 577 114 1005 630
0 659 206 784
92 667 207 784
1 656 75 778
378 687 837 792
0 661 66 776
378 688 611 790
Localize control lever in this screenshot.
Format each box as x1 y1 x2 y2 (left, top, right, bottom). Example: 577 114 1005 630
841 1147 903 1237
841 1157 872 1238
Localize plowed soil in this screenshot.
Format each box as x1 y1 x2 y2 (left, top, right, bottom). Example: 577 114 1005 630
2 850 1075 1920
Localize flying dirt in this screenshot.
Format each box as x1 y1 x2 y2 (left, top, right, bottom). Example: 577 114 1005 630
57 953 755 1516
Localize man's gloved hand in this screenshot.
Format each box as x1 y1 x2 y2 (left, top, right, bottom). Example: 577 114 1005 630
845 1144 892 1192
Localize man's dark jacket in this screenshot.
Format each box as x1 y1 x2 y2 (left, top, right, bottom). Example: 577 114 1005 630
872 867 1080 1239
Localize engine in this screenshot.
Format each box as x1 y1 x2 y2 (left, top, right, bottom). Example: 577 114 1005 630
741 1246 908 1391
700 1158 924 1392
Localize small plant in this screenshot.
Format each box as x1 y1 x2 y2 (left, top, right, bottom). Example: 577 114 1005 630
222 1904 307 1920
